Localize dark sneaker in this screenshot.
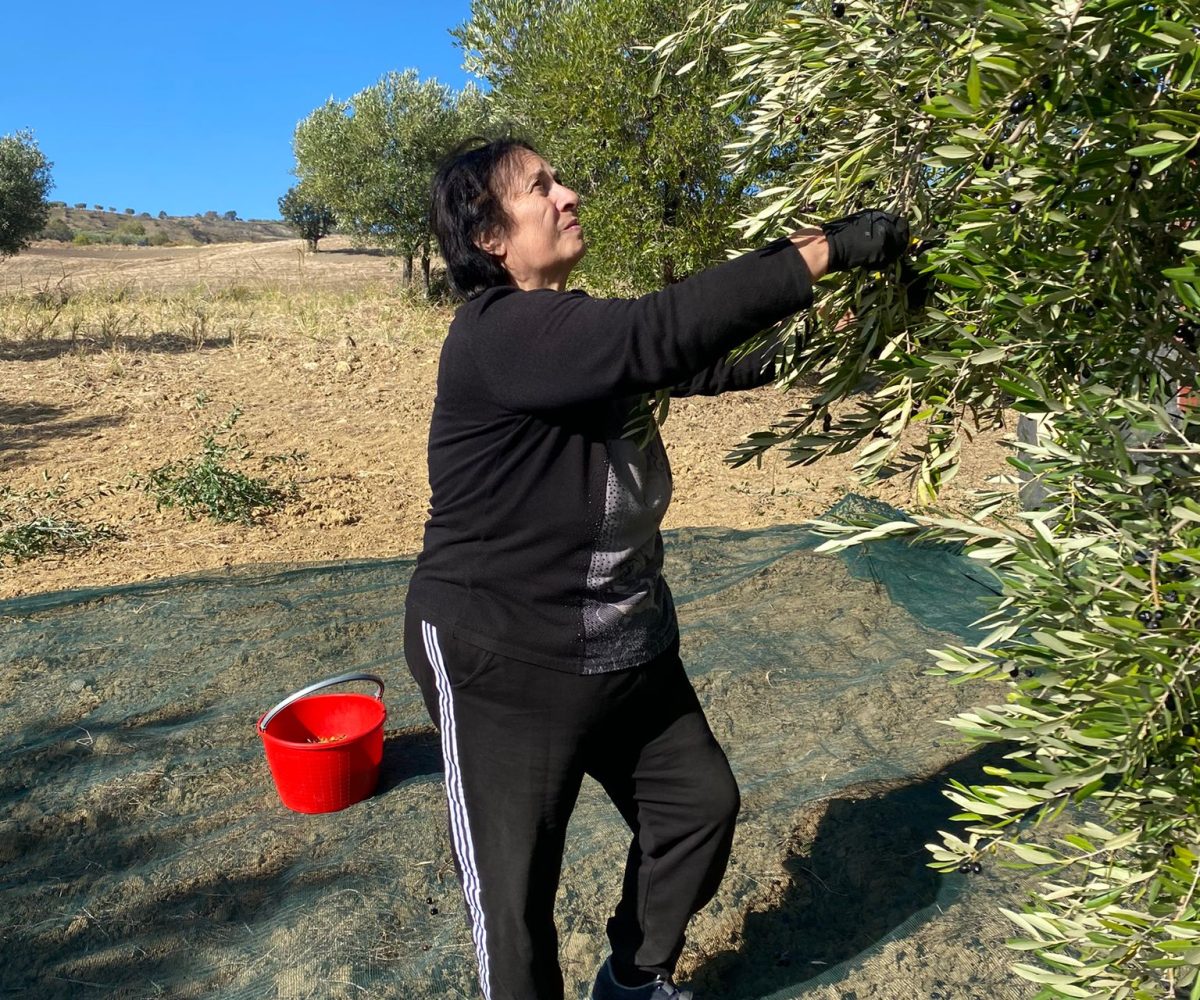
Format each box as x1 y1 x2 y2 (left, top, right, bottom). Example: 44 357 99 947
591 958 694 1000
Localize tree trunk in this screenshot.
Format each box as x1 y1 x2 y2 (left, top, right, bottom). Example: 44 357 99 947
421 254 432 299
402 255 414 288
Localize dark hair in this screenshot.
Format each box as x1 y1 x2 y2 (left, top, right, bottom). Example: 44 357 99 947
430 136 538 301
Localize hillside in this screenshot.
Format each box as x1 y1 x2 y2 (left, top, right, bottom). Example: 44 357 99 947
38 204 294 247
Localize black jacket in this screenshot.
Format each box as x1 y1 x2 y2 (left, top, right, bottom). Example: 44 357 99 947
405 238 815 673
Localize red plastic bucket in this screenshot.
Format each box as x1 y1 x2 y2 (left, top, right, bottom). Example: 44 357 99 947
257 672 387 814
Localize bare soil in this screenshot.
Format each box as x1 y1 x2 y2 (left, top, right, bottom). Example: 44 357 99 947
0 238 1016 601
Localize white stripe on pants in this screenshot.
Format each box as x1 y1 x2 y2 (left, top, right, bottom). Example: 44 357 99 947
423 620 493 1000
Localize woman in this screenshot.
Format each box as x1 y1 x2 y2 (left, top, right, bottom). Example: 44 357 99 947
404 136 910 1000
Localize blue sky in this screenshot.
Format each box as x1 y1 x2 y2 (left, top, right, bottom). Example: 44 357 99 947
3 1 476 220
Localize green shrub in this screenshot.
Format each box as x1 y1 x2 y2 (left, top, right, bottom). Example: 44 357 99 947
40 219 74 242
140 402 299 524
0 481 119 566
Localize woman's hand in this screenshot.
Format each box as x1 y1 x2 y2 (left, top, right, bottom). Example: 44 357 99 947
788 226 830 280
820 209 911 272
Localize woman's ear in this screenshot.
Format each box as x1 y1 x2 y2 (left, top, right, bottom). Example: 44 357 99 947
476 228 505 259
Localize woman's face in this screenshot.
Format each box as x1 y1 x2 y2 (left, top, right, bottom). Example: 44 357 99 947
482 149 586 292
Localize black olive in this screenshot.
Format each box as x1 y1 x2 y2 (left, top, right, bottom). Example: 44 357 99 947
430 906 439 915
1129 160 1143 179
1040 74 1053 90
1167 592 1180 603
886 26 896 35
1008 201 1021 214
426 896 434 904
971 862 982 874
1009 666 1020 679
832 2 846 16
1023 91 1036 107
958 862 971 873
1137 610 1152 623
1088 248 1103 262
822 413 832 432
1147 621 1161 631
1135 550 1150 564
1009 98 1024 115
1153 609 1165 621
1023 668 1034 678
421 943 431 951
861 178 876 189
794 115 804 124
982 152 996 169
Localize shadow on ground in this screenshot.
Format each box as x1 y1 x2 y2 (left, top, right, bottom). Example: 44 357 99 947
379 724 443 791
0 398 126 467
692 746 1010 999
0 331 234 364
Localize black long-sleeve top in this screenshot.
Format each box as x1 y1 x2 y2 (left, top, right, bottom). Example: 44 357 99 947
405 237 815 673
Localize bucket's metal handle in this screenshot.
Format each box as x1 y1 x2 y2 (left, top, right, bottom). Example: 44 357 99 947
259 671 385 732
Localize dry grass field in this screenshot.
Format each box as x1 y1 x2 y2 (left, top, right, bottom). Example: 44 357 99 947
0 237 1017 601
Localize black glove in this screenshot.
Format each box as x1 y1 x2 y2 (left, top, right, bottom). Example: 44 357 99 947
821 209 911 272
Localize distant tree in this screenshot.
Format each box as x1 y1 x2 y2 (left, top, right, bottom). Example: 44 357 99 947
293 70 489 293
0 129 53 259
158 210 167 219
48 200 65 208
73 202 86 209
203 210 218 220
93 204 103 211
277 183 335 251
223 210 238 221
124 207 134 215
138 212 151 219
106 206 116 213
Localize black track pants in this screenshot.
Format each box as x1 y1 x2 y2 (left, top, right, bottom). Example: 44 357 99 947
404 616 740 1000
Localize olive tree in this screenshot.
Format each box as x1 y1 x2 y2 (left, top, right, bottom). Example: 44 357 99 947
0 129 53 259
277 184 335 251
293 71 489 295
454 0 776 294
659 1 1200 995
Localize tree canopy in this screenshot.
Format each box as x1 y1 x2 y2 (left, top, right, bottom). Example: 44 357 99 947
277 183 335 252
0 129 53 259
454 0 775 293
659 1 1200 996
292 70 488 292
660 0 1199 500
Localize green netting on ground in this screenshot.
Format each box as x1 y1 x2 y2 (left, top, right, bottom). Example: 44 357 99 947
1 496 1055 999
